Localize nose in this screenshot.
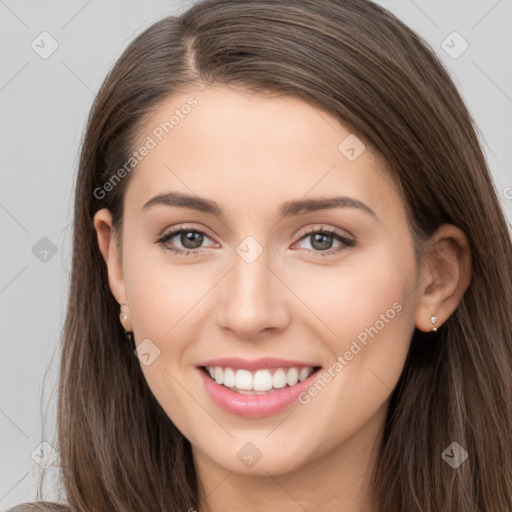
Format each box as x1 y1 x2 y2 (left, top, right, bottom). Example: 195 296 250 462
215 248 290 340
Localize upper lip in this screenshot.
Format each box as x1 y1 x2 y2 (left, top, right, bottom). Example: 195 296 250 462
197 357 321 371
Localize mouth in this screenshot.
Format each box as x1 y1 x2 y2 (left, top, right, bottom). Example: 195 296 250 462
199 365 322 395
196 359 323 418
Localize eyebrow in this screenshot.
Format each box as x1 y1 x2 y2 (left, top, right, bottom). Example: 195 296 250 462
141 191 377 219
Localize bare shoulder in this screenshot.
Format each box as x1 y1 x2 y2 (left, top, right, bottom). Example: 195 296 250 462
6 503 70 512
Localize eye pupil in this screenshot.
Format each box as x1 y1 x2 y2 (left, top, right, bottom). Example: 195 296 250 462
311 233 333 251
182 231 203 249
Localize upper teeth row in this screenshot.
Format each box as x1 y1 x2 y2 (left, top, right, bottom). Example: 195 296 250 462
206 366 315 391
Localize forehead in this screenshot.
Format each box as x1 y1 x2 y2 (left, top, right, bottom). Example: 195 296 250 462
125 86 402 223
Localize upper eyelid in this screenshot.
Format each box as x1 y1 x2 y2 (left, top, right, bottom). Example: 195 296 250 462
296 225 352 239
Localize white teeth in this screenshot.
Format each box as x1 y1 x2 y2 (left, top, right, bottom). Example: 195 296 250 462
204 365 317 393
299 367 313 381
272 368 287 389
235 369 253 390
223 368 236 387
214 366 224 385
286 368 299 386
253 370 273 391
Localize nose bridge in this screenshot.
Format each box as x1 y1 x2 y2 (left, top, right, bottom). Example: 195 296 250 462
232 247 271 303
216 238 288 336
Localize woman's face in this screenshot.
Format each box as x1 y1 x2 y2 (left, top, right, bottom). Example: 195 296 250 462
95 86 425 477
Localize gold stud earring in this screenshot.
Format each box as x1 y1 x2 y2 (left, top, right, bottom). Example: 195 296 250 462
119 304 128 327
119 303 132 338
430 315 438 332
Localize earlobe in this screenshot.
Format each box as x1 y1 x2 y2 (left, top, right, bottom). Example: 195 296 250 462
414 224 472 333
93 208 128 307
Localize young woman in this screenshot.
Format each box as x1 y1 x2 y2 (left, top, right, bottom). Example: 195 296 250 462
10 0 512 510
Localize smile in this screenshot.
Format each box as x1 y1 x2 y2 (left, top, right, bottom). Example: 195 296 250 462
203 365 318 394
196 358 322 418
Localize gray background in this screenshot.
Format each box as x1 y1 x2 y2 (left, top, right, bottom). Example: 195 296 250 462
1 0 511 508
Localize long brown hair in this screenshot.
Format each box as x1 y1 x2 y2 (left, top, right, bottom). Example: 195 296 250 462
12 0 512 510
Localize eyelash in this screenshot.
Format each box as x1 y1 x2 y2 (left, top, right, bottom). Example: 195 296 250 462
155 224 356 258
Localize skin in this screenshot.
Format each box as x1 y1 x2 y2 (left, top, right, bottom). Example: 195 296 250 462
94 86 471 512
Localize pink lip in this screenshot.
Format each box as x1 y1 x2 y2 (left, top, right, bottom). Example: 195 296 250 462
197 357 318 371
197 366 321 418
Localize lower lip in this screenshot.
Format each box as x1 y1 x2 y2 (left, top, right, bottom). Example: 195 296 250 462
197 367 321 418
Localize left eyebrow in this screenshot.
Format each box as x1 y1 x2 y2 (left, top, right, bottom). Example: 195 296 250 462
141 191 377 220
279 196 377 219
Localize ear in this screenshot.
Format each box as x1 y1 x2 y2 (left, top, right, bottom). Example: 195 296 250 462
414 224 472 332
93 208 128 309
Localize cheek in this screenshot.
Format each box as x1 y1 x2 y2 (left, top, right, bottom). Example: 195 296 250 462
121 245 208 433
122 236 200 335
291 248 416 446
121 241 221 376
329 247 417 399
296 246 417 417
289 245 416 346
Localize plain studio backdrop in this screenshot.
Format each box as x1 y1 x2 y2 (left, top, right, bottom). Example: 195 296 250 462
0 0 511 508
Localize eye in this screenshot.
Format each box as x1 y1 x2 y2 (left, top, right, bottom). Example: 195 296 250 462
155 224 356 258
292 226 356 257
156 225 216 256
